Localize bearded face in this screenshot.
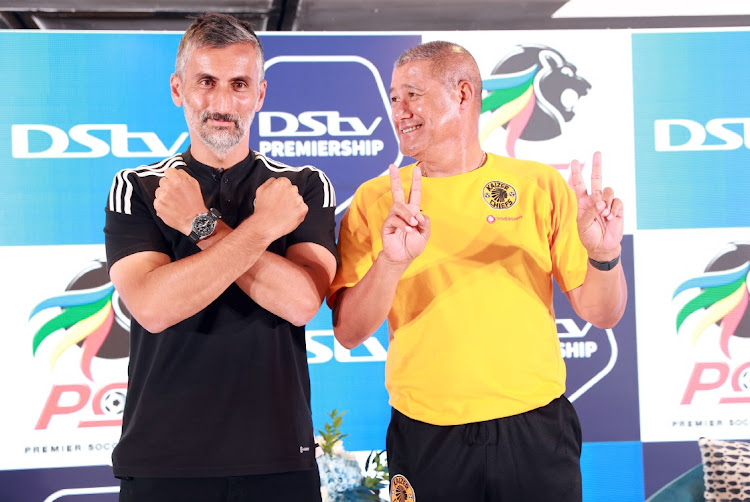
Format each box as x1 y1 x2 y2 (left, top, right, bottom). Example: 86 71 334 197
172 42 266 160
183 103 249 157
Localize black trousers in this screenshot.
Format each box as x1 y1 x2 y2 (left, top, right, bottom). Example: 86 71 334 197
118 468 322 502
386 396 582 502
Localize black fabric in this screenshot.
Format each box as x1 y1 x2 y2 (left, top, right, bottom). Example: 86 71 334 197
386 396 582 502
104 148 337 478
118 468 323 502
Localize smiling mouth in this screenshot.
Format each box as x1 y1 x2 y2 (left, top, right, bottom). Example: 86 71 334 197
401 125 421 134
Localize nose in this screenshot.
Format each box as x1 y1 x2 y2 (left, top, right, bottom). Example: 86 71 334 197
211 84 234 114
391 99 412 122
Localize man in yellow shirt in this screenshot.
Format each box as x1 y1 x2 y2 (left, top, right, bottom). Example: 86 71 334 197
328 41 627 502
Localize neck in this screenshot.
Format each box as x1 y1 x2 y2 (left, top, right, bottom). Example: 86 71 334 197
419 145 486 178
189 141 250 170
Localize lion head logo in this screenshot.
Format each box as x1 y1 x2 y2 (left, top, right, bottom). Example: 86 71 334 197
480 45 591 157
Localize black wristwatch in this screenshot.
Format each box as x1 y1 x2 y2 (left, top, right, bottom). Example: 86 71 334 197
188 208 221 243
588 254 621 271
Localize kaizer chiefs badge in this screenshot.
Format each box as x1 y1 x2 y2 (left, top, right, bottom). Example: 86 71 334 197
482 180 517 210
390 474 416 501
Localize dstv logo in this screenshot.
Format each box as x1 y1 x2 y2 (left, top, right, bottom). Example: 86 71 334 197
258 111 381 137
258 111 385 158
654 118 750 152
11 124 189 159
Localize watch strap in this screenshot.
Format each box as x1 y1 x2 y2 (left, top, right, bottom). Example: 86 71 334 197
588 254 621 271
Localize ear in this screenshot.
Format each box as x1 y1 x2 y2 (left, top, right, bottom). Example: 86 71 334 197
170 73 183 107
255 80 268 112
456 80 475 111
540 49 564 69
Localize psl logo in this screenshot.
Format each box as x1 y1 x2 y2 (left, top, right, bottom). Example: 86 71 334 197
480 45 591 166
29 260 130 429
673 243 750 405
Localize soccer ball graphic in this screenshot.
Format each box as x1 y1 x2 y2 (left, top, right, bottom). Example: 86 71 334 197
737 367 750 393
101 389 127 416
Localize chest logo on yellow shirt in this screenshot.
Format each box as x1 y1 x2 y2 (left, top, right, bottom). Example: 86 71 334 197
390 474 416 501
482 180 517 210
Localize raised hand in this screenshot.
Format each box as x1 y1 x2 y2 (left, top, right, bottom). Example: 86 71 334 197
154 168 209 235
381 164 430 264
568 152 624 261
253 177 308 241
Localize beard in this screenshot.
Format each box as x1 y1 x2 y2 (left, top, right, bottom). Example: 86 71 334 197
184 103 250 157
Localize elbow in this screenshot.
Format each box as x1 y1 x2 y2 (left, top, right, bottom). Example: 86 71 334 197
587 307 626 330
287 297 324 327
337 337 361 350
590 317 619 330
130 306 173 334
332 326 367 350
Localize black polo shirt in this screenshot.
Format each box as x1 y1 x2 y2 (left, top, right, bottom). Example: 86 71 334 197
104 148 337 477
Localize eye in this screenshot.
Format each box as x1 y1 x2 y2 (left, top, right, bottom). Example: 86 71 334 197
233 81 248 90
390 96 400 103
199 78 213 86
561 67 574 77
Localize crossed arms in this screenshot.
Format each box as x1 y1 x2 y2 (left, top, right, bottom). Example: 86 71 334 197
108 168 336 333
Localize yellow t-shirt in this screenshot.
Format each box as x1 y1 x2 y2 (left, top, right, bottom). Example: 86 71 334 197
329 154 588 425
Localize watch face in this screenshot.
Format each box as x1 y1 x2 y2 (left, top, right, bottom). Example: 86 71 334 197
192 213 216 238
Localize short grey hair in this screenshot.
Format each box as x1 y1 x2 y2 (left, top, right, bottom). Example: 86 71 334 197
176 12 265 82
395 41 482 111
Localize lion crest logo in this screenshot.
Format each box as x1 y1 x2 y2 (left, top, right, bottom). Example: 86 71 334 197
480 45 591 160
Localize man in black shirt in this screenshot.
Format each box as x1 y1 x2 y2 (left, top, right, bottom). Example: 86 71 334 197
104 13 337 502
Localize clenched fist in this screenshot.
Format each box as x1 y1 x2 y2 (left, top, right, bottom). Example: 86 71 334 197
154 168 208 235
253 177 308 241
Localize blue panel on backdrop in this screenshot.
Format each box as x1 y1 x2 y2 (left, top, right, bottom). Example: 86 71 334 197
0 32 185 246
632 31 750 230
555 235 641 443
581 441 644 502
0 465 119 502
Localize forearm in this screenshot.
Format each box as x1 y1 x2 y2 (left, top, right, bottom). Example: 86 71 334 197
118 216 271 332
570 255 627 329
333 252 408 349
199 224 329 325
237 252 327 326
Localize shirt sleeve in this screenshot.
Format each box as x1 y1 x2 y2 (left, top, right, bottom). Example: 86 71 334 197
286 168 338 261
548 171 588 293
326 186 377 308
104 169 170 272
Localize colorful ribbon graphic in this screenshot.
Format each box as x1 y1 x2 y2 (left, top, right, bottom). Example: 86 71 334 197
29 284 116 381
674 261 750 358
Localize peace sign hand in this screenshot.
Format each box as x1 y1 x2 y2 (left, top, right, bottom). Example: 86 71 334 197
568 152 624 261
381 164 431 265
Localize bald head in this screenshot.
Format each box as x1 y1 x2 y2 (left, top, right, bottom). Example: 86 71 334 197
394 41 483 113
